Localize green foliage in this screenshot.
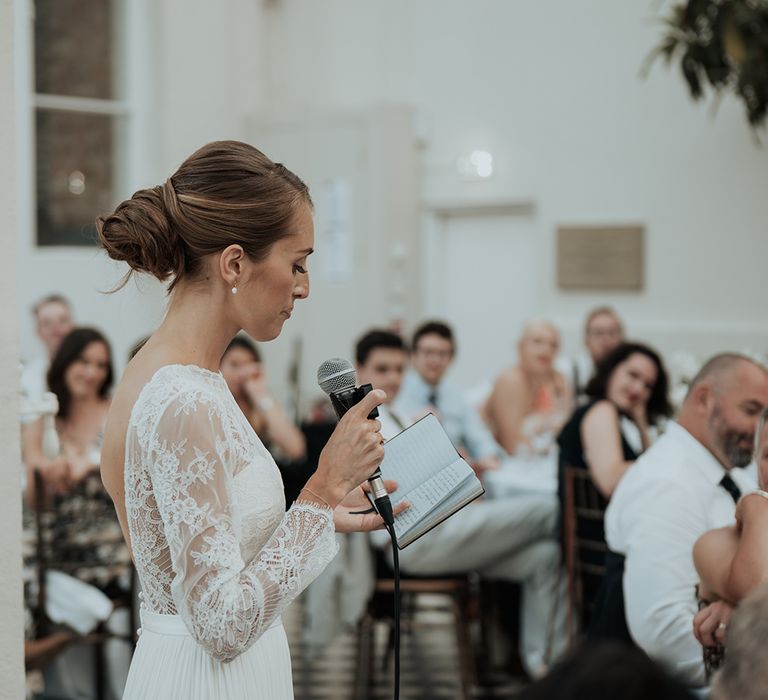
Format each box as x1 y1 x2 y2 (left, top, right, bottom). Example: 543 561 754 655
650 0 768 127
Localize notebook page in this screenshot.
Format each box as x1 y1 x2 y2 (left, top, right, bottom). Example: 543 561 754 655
380 413 462 501
403 475 484 545
392 459 473 541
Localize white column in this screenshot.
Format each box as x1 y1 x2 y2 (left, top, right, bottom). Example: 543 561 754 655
0 0 25 697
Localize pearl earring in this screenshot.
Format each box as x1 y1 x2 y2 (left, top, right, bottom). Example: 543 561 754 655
231 280 238 295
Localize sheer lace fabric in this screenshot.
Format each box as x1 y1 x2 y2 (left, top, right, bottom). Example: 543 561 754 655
125 365 337 662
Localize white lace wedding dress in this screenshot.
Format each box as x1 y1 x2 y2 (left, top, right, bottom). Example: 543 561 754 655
122 365 338 699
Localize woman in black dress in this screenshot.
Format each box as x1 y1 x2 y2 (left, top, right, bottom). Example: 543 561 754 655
557 342 672 628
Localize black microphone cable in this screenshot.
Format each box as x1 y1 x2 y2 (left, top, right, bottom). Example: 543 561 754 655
385 521 401 700
316 358 401 700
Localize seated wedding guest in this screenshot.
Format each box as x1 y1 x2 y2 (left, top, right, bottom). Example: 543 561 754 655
21 327 132 699
359 328 567 677
20 294 74 408
396 320 503 470
559 342 671 499
515 642 694 700
568 306 625 399
220 335 306 462
557 342 671 626
602 353 768 687
709 584 768 700
693 406 768 608
22 327 113 500
487 319 573 455
355 329 412 436
21 498 76 697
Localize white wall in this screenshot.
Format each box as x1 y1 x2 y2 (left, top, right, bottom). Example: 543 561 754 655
1 0 26 695
16 0 269 372
262 0 768 366
16 0 768 392
247 106 419 407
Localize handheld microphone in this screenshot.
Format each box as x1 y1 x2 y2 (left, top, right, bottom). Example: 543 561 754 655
317 358 394 526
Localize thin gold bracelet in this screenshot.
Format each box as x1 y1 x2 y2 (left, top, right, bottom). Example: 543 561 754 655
299 486 334 510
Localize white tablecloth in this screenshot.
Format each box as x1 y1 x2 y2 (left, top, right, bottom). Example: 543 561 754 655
483 452 558 500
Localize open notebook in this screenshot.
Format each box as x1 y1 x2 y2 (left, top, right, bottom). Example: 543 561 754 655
380 413 485 548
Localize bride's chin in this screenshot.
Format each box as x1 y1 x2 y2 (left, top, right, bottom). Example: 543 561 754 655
249 323 284 343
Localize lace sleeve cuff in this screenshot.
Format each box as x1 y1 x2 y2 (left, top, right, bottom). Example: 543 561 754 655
292 499 336 520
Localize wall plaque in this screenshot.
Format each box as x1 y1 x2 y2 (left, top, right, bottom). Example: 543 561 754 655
557 225 644 291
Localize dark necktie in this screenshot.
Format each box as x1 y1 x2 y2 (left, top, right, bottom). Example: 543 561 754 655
386 407 406 432
427 390 438 408
719 474 742 504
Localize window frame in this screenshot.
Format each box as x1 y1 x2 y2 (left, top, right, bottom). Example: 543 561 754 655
16 0 150 249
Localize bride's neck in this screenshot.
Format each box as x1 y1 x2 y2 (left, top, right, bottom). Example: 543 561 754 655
153 283 239 372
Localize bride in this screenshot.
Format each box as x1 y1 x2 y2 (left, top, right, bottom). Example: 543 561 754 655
97 141 397 699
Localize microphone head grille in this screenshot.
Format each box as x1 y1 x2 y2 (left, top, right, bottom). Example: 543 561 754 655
317 358 357 395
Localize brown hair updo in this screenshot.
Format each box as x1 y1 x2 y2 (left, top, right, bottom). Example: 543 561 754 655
96 140 311 291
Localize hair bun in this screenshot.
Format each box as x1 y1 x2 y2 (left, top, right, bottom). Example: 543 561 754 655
97 140 311 293
96 184 184 286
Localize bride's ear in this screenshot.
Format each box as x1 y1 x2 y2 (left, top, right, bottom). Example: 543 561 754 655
218 245 246 289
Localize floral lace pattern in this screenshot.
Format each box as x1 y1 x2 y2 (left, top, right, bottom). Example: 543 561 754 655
125 365 338 662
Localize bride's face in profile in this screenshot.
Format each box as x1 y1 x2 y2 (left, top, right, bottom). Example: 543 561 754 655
237 202 314 342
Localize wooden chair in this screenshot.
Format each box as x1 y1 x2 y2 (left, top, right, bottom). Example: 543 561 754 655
31 468 136 700
354 549 477 700
562 465 609 644
697 588 725 682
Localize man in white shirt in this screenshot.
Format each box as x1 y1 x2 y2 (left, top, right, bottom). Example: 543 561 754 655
356 328 566 678
604 353 768 687
21 294 74 402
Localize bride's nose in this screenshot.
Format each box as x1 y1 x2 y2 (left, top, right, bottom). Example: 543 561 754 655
294 275 309 300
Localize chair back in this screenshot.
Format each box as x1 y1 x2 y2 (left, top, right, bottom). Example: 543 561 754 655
30 468 135 630
562 465 609 639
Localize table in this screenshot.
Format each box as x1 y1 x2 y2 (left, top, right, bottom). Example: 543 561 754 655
483 451 558 500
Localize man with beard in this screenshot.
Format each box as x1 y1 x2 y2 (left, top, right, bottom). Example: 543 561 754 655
601 353 768 688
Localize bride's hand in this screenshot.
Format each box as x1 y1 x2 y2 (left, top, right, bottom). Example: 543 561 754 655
333 480 409 533
306 390 387 506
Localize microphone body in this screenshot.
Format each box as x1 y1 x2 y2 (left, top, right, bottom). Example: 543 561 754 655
318 360 395 526
317 359 400 700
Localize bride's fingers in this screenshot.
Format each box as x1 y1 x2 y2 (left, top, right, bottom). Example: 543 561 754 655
382 479 399 493
368 500 411 531
393 500 410 515
361 479 399 494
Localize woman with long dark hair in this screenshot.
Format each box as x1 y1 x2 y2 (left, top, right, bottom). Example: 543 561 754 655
557 342 672 626
220 335 305 462
22 327 132 698
559 342 672 499
23 327 113 497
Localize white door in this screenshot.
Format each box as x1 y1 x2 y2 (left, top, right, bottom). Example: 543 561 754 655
424 207 540 394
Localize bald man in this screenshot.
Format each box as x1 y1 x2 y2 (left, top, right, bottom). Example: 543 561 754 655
602 353 768 687
486 320 573 455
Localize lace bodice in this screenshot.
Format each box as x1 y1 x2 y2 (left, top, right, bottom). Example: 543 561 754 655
125 364 338 662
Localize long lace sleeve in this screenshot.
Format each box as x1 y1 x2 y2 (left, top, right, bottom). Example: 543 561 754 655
147 391 338 662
